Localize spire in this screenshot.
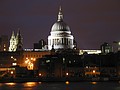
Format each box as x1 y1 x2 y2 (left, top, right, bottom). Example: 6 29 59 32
12 31 14 35
11 31 15 39
16 28 20 36
16 28 23 51
9 31 17 52
16 28 22 42
57 6 63 21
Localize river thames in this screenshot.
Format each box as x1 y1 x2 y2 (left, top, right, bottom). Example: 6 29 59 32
0 81 120 90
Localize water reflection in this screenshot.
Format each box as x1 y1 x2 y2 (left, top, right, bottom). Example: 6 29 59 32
0 82 119 90
5 82 16 86
65 81 70 85
91 82 97 85
23 82 38 87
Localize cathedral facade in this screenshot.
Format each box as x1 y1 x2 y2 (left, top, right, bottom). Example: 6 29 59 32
48 7 74 50
9 30 23 52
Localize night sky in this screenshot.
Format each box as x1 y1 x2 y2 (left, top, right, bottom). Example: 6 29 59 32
0 0 120 49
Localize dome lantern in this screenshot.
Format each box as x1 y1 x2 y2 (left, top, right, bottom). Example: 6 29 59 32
57 6 63 22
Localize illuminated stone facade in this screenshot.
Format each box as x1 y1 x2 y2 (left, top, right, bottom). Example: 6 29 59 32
48 7 74 50
9 30 23 52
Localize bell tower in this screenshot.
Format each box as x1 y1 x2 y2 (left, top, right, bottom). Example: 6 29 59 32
9 31 17 52
16 29 23 51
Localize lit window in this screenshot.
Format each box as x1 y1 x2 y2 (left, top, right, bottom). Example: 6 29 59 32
86 66 88 68
4 48 6 51
46 60 50 63
63 58 65 63
69 61 71 64
4 44 6 47
66 73 69 76
12 63 17 66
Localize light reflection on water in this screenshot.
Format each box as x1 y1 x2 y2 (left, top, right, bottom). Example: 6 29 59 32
90 82 97 85
0 81 119 90
23 82 38 87
5 82 16 86
65 81 70 85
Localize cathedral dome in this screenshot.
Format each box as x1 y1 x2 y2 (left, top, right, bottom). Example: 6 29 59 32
48 6 74 50
51 21 70 32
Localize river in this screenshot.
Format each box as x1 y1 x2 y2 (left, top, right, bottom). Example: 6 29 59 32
0 81 120 90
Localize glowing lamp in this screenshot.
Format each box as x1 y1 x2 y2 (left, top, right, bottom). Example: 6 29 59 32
66 73 69 76
39 73 42 76
65 81 69 85
10 71 13 74
93 70 96 73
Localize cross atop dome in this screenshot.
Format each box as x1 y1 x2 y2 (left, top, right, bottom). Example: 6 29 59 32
57 6 63 21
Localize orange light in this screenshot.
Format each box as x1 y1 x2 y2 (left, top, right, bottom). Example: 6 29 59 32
25 60 29 64
65 81 69 85
23 82 37 87
5 83 16 86
91 82 97 85
33 58 36 61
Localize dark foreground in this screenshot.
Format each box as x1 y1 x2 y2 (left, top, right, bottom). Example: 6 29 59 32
0 82 120 90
